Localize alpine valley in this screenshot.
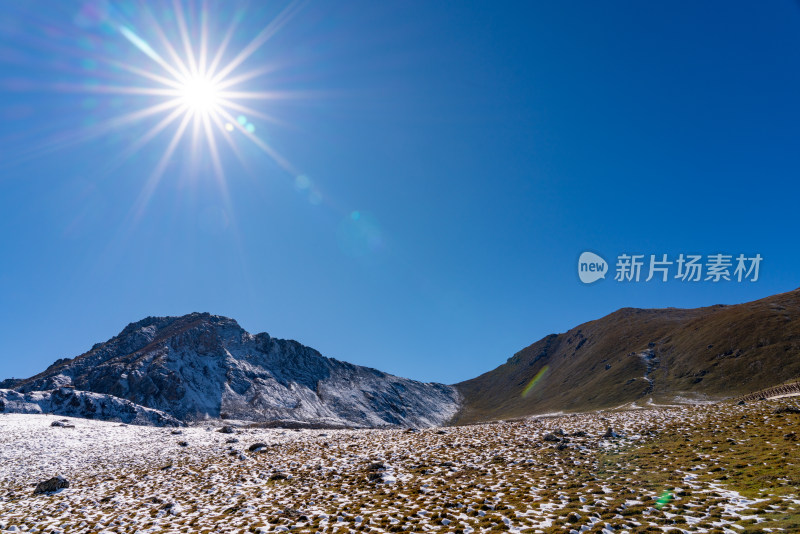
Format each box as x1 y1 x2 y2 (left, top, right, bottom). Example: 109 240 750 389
2 288 799 427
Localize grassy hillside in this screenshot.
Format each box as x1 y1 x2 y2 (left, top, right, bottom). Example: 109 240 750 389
453 288 800 424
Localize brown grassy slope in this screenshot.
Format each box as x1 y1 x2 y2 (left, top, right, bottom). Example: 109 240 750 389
453 287 800 424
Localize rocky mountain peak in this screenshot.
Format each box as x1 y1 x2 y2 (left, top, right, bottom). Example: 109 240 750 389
9 313 460 428
117 312 244 343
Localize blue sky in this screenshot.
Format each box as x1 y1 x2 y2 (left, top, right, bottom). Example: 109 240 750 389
1 1 799 384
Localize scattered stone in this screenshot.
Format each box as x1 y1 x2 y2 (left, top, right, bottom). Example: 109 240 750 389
248 442 268 452
165 502 184 515
543 433 561 442
50 420 74 428
602 427 620 439
225 438 239 444
171 430 183 435
218 425 235 434
737 400 746 405
4 399 798 532
178 441 189 447
774 405 800 414
33 475 69 495
567 512 581 522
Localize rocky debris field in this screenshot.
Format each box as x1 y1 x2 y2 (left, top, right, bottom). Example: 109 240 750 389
1 399 799 533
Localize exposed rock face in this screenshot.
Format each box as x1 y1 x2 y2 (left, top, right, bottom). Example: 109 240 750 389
0 378 22 390
12 313 461 427
0 388 182 426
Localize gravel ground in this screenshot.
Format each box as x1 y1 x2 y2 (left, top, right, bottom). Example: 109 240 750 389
1 399 798 533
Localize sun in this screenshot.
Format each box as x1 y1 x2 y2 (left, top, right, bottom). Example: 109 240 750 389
179 75 221 115
72 1 307 218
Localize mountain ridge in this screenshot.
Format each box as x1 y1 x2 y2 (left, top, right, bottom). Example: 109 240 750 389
9 312 460 428
5 288 800 428
453 287 800 424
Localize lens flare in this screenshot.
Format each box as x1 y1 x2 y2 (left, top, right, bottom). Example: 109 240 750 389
522 366 549 398
655 490 673 509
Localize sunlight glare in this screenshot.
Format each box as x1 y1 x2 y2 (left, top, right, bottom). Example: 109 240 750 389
179 75 220 115
62 1 309 220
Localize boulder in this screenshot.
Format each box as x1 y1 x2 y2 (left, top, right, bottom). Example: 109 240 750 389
33 475 69 495
50 420 75 428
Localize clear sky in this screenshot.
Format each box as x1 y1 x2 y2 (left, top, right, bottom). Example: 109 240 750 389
1 1 799 385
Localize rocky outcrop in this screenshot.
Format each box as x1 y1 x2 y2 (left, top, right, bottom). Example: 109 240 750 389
0 378 22 390
0 387 182 426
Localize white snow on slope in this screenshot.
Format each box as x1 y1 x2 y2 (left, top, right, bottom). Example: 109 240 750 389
13 313 461 428
0 388 181 426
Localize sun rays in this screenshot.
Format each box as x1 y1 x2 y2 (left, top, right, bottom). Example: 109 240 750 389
67 0 306 216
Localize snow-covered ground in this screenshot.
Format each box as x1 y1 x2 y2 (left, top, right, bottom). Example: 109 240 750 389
1 401 797 533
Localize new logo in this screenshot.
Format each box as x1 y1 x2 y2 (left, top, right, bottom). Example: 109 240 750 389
578 252 608 284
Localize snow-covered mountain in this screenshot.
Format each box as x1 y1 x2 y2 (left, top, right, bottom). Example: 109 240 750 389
10 313 460 427
0 387 181 426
